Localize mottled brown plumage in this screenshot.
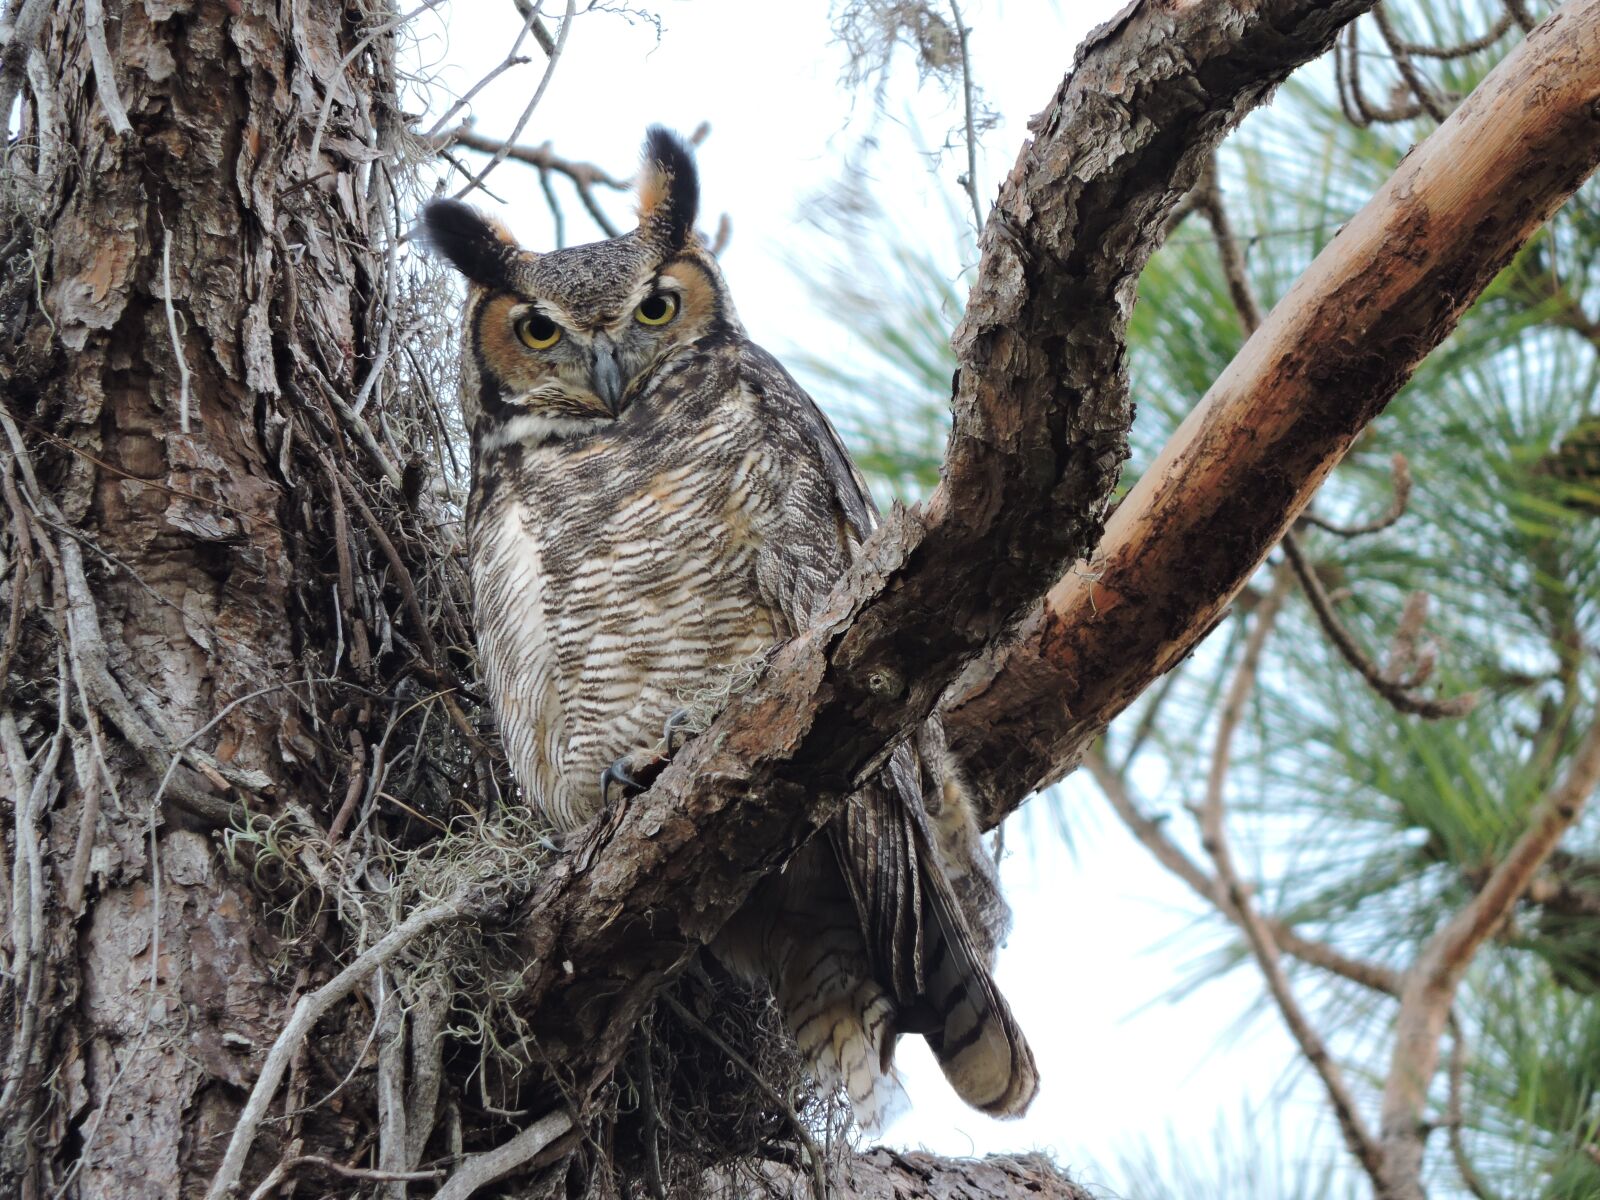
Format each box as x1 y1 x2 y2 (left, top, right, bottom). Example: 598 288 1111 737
423 128 1037 1128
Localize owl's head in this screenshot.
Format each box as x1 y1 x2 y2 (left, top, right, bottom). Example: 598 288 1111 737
423 128 736 451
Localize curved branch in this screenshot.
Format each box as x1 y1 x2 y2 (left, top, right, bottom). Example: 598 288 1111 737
1379 708 1600 1195
942 0 1600 822
1282 530 1476 719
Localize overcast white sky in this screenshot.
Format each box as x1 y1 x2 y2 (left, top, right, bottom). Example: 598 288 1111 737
415 2 1348 1191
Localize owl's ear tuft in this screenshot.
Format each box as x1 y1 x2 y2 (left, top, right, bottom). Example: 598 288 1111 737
421 199 526 292
636 126 699 253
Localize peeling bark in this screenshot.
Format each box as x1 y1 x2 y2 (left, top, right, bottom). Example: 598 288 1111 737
1 1 412 1195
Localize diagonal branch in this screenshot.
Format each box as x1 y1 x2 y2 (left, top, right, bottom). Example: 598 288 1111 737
943 0 1600 822
1084 748 1402 996
1378 708 1600 1196
1194 569 1387 1190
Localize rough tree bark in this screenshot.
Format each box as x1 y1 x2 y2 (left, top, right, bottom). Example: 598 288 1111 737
0 2 437 1196
4 1 1599 1199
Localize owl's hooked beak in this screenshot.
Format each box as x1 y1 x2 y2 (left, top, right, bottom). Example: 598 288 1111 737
590 335 625 417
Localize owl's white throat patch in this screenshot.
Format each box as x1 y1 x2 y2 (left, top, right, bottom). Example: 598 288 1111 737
479 410 608 453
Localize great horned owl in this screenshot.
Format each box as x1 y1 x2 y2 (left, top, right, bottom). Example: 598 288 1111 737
423 128 1037 1129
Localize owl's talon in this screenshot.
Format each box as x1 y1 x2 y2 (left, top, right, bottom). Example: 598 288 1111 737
662 707 696 757
600 760 644 804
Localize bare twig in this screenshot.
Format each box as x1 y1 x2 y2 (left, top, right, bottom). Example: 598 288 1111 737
1337 19 1428 126
1114 651 1194 773
443 130 632 187
160 225 193 433
432 1109 574 1200
449 0 574 202
422 0 543 140
375 967 410 1200
1391 9 1513 58
0 461 33 700
538 165 565 248
1300 453 1413 538
1196 154 1265 335
82 0 131 135
351 194 401 419
948 0 984 236
1445 1014 1498 1200
324 456 480 748
510 0 559 55
1379 709 1600 1197
1282 531 1477 719
1194 569 1390 1191
1336 22 1375 127
443 128 629 237
1506 0 1539 32
1373 2 1451 122
292 349 405 489
205 889 489 1200
0 680 63 1122
635 1025 668 1200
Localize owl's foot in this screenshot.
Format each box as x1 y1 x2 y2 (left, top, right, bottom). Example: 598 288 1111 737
600 750 666 805
599 711 699 805
600 758 643 804
662 706 697 756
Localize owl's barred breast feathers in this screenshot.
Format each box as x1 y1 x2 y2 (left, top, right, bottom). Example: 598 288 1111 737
422 127 1038 1128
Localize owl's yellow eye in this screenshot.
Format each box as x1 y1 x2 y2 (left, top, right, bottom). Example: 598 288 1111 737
635 293 678 326
515 311 562 350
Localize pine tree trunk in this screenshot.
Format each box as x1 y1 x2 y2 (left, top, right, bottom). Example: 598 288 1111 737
1 2 419 1195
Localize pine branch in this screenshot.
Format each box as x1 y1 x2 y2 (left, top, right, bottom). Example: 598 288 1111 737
1378 709 1600 1197
943 0 1600 822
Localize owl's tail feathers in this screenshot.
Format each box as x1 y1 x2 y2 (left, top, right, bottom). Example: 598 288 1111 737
917 858 1040 1118
762 929 908 1133
789 977 909 1134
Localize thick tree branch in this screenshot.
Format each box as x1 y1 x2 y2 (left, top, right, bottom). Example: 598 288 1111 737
943 0 1600 821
